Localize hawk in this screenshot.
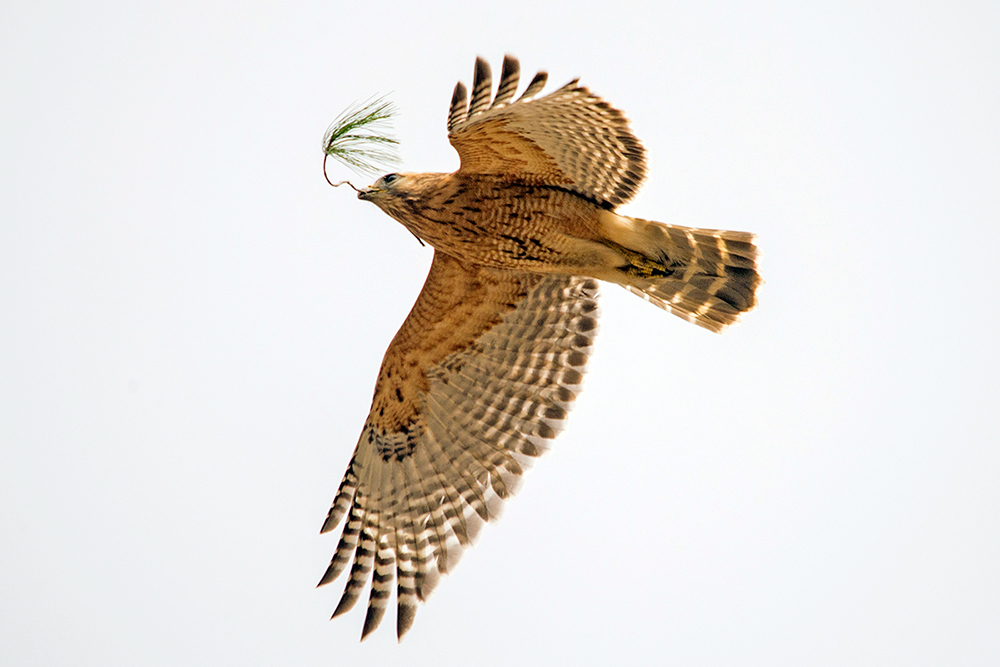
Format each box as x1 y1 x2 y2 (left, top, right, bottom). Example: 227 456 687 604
319 55 761 641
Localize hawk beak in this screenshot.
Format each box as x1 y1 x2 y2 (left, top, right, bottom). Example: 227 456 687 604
358 186 380 201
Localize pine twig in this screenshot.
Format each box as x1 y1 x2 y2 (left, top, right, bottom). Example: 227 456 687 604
322 95 401 179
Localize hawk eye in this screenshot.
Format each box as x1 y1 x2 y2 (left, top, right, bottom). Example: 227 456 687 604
382 173 399 186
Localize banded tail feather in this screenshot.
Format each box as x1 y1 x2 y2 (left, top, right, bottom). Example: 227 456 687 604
609 216 762 332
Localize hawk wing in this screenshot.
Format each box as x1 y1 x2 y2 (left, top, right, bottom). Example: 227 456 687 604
319 251 600 640
447 55 647 208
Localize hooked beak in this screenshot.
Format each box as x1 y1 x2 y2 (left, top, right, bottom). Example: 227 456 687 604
357 186 380 201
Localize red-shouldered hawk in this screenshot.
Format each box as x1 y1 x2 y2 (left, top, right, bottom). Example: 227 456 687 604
319 55 761 641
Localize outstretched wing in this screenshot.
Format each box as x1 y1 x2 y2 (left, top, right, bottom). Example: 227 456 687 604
318 251 600 641
447 55 647 208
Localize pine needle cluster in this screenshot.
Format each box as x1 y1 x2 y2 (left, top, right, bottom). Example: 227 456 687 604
322 96 401 176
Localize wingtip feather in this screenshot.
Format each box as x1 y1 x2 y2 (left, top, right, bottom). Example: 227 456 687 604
360 603 387 641
468 57 493 116
332 589 360 618
516 71 548 101
396 602 417 641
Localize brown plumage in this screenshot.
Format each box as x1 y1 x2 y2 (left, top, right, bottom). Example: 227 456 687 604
319 55 762 641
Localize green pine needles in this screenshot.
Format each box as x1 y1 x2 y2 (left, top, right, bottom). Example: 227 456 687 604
322 96 401 180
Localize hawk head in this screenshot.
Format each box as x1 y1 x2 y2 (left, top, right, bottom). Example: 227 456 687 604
357 172 417 224
357 172 404 202
356 172 449 227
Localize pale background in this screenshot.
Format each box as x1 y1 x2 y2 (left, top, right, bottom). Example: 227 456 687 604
2 1 998 665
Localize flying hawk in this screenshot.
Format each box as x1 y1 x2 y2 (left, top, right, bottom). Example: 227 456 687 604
319 55 761 641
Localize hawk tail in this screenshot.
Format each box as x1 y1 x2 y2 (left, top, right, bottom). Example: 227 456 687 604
609 216 762 333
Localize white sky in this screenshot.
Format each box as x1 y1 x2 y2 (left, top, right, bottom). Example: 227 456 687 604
2 1 998 665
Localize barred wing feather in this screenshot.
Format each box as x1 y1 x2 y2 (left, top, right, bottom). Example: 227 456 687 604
318 251 600 640
448 55 647 208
